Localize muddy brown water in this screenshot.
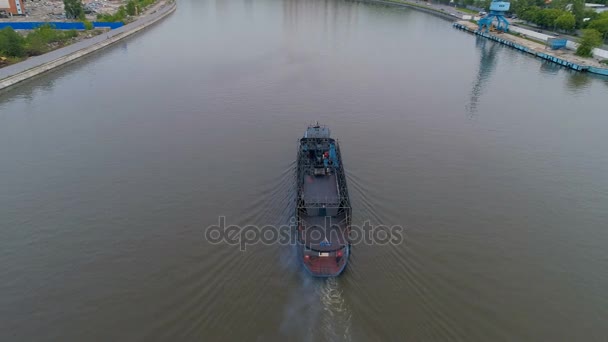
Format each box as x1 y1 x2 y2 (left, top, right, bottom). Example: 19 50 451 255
1 0 607 340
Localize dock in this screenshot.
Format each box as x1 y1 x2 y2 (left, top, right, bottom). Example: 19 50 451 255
453 21 608 76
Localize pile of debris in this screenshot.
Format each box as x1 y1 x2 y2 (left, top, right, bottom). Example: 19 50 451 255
20 0 66 21
83 0 125 16
8 0 127 21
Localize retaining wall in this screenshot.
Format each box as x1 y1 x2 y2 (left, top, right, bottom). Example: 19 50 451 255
0 1 176 91
453 22 608 75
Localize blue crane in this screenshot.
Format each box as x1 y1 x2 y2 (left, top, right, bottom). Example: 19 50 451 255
478 0 511 33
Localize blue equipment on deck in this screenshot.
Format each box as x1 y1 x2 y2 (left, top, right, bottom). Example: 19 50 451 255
478 1 510 33
329 143 339 169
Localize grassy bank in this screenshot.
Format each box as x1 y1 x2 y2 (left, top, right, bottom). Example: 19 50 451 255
97 0 158 23
0 25 102 67
1 0 164 68
456 7 478 15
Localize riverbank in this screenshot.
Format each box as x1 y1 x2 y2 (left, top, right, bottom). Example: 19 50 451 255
454 21 608 76
0 0 176 91
365 0 608 75
0 27 111 69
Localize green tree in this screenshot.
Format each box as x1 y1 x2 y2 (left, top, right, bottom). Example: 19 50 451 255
570 0 585 28
64 0 84 19
537 9 565 28
25 34 47 56
476 0 490 10
548 0 569 10
126 0 137 16
576 29 602 57
117 6 127 18
581 9 599 26
97 5 128 22
521 7 540 23
0 27 25 57
554 13 575 32
511 0 532 17
0 35 6 54
588 18 608 41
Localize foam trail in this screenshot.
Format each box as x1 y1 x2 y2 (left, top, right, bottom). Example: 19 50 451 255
279 272 353 341
279 274 323 342
319 277 352 342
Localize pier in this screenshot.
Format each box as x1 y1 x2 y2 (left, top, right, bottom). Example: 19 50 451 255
453 21 608 76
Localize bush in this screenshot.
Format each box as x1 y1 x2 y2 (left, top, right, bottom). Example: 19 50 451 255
64 0 84 20
83 19 94 30
1 25 86 60
25 34 48 55
27 24 76 44
97 0 156 22
127 0 137 16
65 29 79 38
97 5 128 22
137 0 156 8
576 29 603 57
24 25 80 56
0 27 26 58
34 24 61 42
117 6 128 20
0 30 8 54
554 13 576 32
588 18 608 39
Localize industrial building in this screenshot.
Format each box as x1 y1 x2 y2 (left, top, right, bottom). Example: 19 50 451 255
0 0 25 16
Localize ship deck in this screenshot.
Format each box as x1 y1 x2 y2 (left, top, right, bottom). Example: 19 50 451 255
303 174 340 205
299 215 348 251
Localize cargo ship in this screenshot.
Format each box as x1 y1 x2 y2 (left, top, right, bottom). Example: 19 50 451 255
296 123 351 277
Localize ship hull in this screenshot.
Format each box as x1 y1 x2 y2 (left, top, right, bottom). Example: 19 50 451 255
296 124 351 277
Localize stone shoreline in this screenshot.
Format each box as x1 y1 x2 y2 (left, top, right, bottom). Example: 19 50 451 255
0 1 177 92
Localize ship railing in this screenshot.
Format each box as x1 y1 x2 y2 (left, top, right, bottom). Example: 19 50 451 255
297 194 350 207
297 202 348 208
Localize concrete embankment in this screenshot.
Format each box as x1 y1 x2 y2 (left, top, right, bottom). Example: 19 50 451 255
454 21 608 76
0 1 176 92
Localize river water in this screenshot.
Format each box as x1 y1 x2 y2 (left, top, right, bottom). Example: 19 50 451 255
1 0 607 340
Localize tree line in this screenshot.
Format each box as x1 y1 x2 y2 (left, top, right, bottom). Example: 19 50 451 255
511 0 608 56
513 0 608 35
428 0 608 37
429 0 608 57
